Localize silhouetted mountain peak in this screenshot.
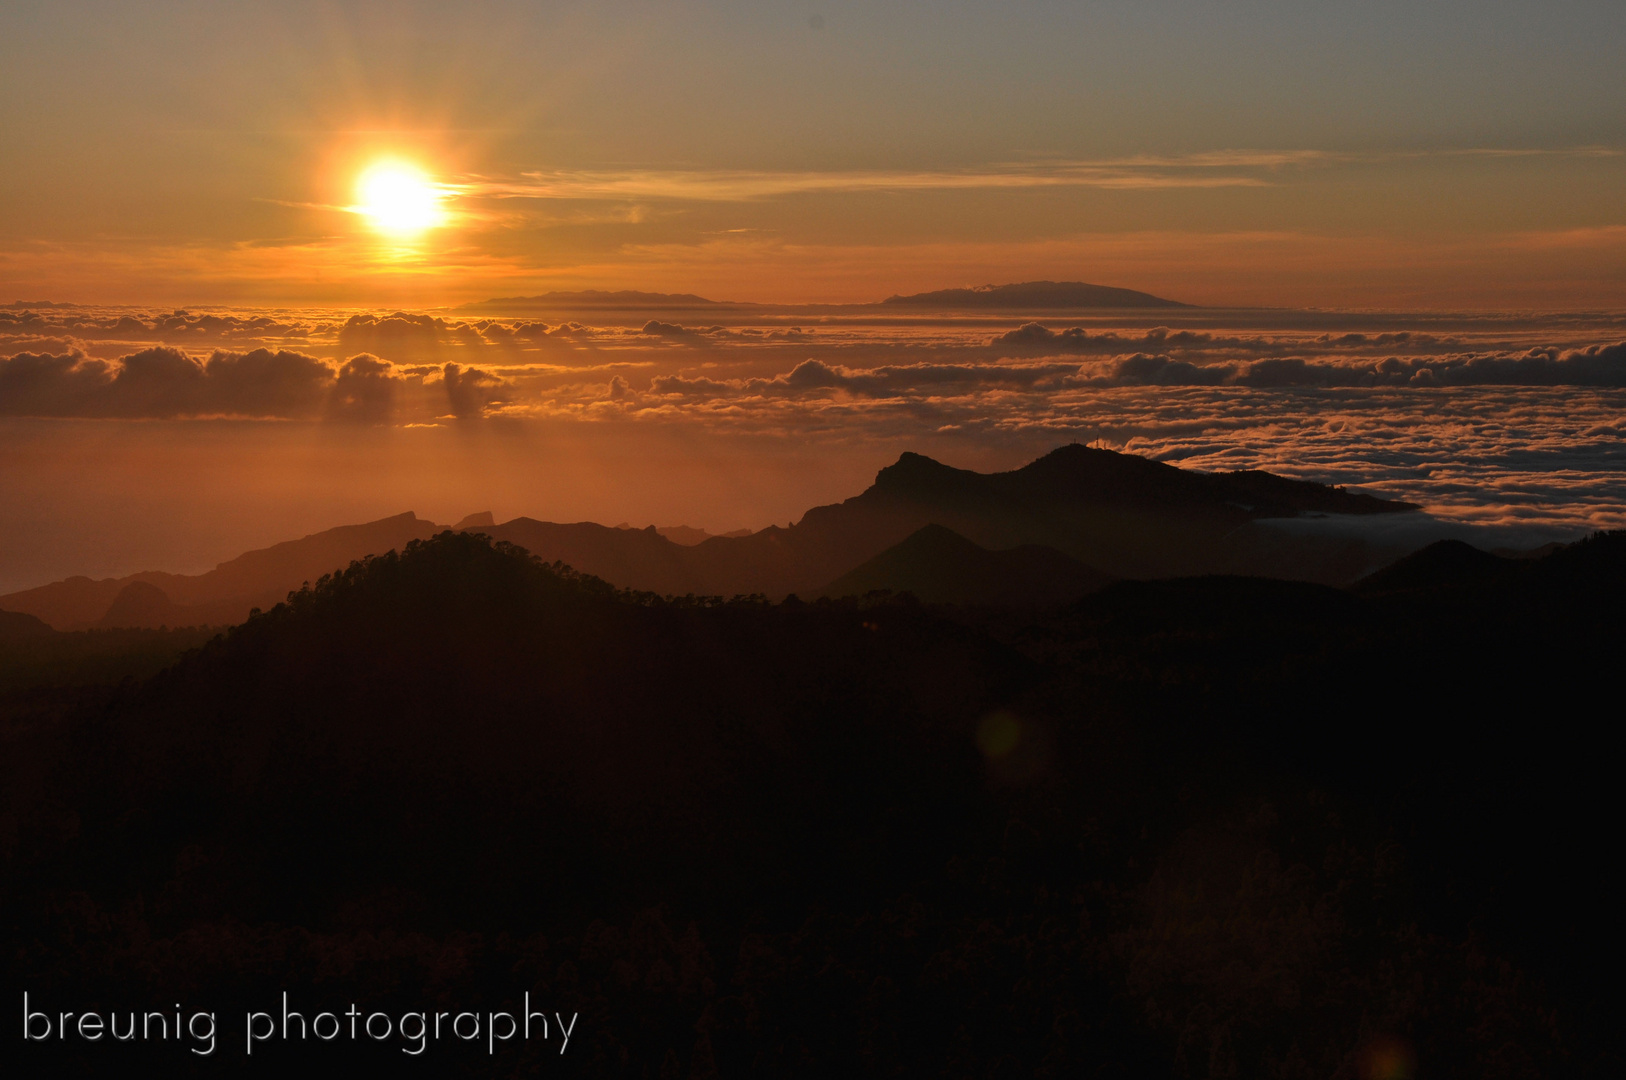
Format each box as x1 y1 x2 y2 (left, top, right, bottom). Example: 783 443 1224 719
98 580 179 628
817 523 1110 607
247 531 616 639
845 522 989 568
894 522 979 552
1357 539 1509 594
872 452 980 496
864 444 1414 519
870 445 1193 504
1015 442 1180 493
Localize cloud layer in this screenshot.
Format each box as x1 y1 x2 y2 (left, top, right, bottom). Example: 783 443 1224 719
4 305 1623 532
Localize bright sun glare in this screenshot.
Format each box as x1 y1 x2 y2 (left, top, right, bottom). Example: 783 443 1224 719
354 163 444 235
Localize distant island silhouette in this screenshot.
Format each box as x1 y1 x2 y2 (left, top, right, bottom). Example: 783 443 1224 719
456 279 1191 313
880 280 1187 309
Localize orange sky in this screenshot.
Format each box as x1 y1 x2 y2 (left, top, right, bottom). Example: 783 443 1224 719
2 2 1623 309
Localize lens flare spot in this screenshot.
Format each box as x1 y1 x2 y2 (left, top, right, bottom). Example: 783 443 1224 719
1359 1036 1416 1080
354 163 444 235
977 711 1022 760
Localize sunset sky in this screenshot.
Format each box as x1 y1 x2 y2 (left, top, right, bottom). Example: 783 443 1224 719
2 1 1624 594
3 0 1624 308
5 10 1619 1073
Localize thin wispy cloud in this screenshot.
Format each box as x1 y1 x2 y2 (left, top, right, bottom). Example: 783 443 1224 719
464 156 1303 202
458 147 1622 203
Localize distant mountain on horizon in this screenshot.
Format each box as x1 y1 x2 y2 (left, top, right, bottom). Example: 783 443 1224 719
3 446 1429 630
457 279 1190 314
880 280 1189 310
617 522 755 546
456 289 740 313
0 512 441 630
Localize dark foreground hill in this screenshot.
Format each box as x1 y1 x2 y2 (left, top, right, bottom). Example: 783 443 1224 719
0 609 54 642
3 530 1621 1077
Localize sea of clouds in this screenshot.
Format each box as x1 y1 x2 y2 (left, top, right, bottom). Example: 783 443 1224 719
4 304 1624 537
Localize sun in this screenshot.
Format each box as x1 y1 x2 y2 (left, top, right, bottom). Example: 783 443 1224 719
354 162 445 235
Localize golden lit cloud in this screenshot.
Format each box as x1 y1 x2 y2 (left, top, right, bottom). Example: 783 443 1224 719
461 147 1620 203
468 156 1298 202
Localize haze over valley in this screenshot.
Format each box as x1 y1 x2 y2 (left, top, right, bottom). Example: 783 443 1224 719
4 293 1622 594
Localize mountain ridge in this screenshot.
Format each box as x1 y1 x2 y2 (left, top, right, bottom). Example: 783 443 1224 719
3 447 1425 628
0 512 440 630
